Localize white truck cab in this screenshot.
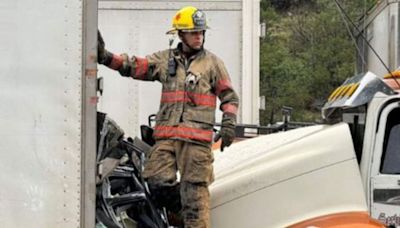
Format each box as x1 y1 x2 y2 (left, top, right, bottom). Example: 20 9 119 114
366 90 400 225
209 71 400 227
321 71 400 226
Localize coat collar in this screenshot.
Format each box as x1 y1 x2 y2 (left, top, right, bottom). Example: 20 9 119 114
174 42 206 61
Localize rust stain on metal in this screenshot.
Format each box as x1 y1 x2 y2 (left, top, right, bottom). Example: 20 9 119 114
89 96 99 104
89 55 97 62
85 69 97 78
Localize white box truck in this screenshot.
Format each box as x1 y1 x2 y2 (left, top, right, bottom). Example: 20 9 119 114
0 0 261 227
0 0 97 227
356 0 400 77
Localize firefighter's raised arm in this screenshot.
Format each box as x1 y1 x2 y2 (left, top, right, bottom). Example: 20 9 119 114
97 30 160 81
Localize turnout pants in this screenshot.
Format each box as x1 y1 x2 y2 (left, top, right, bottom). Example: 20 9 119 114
142 139 214 228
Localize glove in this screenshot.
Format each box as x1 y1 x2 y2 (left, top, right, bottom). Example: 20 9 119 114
214 113 236 151
98 30 130 76
97 30 113 65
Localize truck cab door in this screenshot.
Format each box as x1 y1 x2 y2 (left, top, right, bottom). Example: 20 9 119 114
370 101 400 227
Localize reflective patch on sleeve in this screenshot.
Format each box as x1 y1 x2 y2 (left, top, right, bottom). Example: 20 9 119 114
134 56 149 79
108 54 124 70
222 103 238 115
215 79 233 96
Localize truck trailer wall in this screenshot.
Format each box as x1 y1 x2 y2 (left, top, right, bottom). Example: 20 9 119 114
358 0 400 77
98 0 260 137
0 1 97 227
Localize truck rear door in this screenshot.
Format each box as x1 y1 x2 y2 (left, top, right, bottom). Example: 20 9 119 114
369 98 400 227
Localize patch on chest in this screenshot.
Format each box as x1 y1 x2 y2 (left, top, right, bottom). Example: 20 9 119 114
185 72 201 90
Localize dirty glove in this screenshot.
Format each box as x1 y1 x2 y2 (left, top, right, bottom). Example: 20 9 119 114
97 30 113 65
214 113 236 151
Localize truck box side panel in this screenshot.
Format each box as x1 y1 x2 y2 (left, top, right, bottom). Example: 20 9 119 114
0 1 84 227
358 0 400 77
368 5 390 76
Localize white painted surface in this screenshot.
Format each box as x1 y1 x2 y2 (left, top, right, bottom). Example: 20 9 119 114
359 92 399 204
360 0 400 76
211 123 367 227
242 0 261 124
0 1 84 227
368 101 400 227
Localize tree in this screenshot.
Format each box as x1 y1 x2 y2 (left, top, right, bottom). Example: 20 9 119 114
259 0 377 125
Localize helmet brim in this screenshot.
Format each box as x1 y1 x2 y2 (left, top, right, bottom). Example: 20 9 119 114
166 28 178 35
166 26 210 35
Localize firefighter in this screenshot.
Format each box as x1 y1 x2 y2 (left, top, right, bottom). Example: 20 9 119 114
98 6 239 228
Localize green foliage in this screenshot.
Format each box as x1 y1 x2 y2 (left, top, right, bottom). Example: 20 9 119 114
259 0 377 125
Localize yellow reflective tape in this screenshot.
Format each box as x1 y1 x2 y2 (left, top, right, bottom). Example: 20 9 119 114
328 87 342 101
336 85 347 99
328 82 361 102
330 86 343 101
332 85 347 100
343 84 355 98
346 83 359 97
338 85 351 98
342 84 353 97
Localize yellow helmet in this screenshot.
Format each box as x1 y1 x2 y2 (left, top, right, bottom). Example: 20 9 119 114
166 6 209 34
